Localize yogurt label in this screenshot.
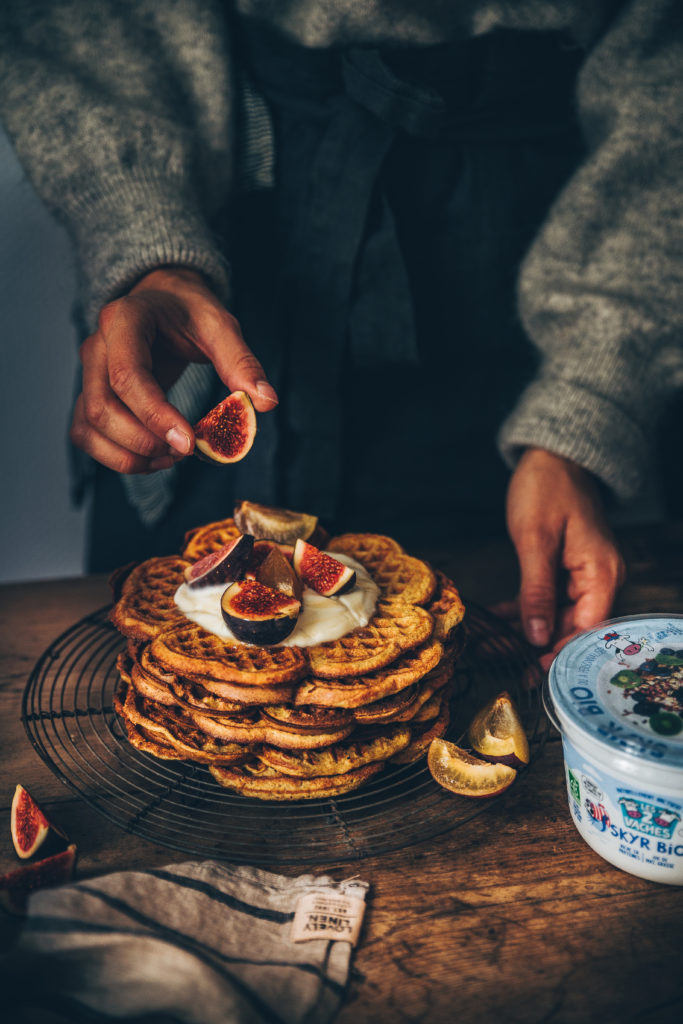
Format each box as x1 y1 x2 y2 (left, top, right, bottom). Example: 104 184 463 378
561 733 683 878
546 614 683 884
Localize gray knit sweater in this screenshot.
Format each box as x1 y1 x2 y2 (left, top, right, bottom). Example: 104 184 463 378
0 0 681 503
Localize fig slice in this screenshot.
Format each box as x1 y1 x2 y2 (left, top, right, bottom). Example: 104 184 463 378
428 738 517 798
255 547 303 602
10 784 68 860
293 539 356 597
194 391 257 464
234 500 321 544
467 691 530 769
0 844 77 914
244 539 295 579
221 579 301 645
183 533 254 589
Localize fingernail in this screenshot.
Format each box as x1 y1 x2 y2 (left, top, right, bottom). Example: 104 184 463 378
165 427 191 454
149 456 176 471
255 380 279 405
527 617 550 646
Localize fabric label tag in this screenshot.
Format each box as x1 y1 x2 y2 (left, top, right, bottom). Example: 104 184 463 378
291 890 365 946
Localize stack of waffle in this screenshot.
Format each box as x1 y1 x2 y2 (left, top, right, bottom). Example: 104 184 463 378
110 520 465 800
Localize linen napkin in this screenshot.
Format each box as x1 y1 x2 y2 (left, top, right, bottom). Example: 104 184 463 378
1 860 369 1024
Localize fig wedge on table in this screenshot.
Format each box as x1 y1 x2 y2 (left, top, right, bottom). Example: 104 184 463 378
0 845 77 914
428 738 517 797
194 391 257 464
11 784 69 860
467 691 530 769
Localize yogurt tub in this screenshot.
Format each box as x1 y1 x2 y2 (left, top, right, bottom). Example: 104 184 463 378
545 614 683 885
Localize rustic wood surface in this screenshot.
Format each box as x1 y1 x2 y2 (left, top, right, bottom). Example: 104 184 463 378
1 523 683 1023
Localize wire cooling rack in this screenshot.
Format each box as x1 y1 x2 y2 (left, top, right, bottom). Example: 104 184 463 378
22 604 547 865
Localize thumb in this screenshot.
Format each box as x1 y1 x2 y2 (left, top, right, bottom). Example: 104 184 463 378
514 528 560 647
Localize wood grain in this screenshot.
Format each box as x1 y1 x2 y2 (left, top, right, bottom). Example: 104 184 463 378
1 528 683 1023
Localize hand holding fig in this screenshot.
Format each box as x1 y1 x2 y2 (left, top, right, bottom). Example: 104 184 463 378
70 267 278 474
504 448 625 656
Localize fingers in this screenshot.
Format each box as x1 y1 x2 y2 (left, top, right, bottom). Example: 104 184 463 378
569 551 625 634
514 526 560 647
193 307 278 413
80 332 172 459
101 301 194 454
70 395 178 474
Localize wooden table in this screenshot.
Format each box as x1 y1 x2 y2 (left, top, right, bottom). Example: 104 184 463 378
2 524 683 1023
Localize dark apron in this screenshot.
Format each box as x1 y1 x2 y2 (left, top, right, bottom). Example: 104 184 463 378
89 25 585 569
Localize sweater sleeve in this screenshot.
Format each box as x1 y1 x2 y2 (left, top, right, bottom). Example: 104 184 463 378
0 0 235 331
498 0 683 501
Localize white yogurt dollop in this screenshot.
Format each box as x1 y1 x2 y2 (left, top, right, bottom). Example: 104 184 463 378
174 553 378 647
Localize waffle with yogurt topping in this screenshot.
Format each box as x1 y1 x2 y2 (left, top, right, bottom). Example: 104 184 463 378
109 507 465 799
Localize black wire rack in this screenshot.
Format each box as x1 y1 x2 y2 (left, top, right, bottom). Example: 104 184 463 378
21 603 548 865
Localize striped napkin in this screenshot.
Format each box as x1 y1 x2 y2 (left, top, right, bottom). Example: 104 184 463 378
1 860 369 1024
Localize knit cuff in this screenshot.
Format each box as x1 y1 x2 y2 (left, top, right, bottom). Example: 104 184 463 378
497 376 650 501
59 171 231 331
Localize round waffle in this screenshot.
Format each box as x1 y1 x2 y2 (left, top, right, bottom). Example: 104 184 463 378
209 760 385 800
327 533 404 565
260 705 354 730
306 601 434 679
116 679 253 765
329 534 436 605
189 707 356 751
351 685 418 724
391 698 451 765
150 622 308 686
428 572 466 641
109 556 190 640
295 639 444 708
181 517 242 561
258 724 411 777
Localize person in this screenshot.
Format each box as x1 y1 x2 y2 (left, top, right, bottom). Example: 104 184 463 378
0 0 680 656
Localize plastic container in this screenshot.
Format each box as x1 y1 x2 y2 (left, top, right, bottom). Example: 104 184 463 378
545 614 683 885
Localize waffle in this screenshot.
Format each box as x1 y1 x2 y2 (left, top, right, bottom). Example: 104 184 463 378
189 707 355 751
428 571 466 641
109 556 190 640
391 697 451 765
116 678 253 765
294 639 444 708
150 622 308 686
181 517 241 561
327 533 404 565
257 724 411 776
209 761 385 800
307 601 433 679
329 533 436 605
138 646 291 708
109 507 466 799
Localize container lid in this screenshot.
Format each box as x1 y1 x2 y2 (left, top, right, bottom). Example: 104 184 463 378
547 614 683 770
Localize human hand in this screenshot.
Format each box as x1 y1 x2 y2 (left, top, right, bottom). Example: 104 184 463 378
70 267 278 473
499 448 625 666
